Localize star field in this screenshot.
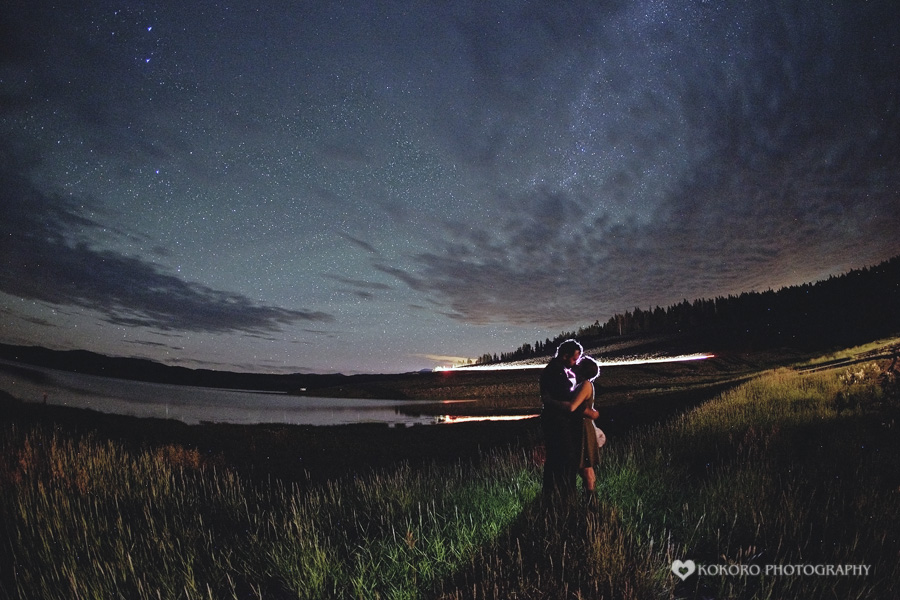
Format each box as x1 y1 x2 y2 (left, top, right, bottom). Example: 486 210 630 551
1 0 899 374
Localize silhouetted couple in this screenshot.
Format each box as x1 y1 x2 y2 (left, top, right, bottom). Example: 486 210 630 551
540 339 604 506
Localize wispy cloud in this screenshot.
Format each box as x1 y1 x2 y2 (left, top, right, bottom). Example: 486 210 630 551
0 158 334 334
414 353 472 364
337 233 379 255
325 274 392 291
373 3 900 328
125 339 183 351
395 148 900 329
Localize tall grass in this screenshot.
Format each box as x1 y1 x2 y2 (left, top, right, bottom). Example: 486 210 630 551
2 354 898 599
594 362 900 599
797 336 900 368
0 422 541 599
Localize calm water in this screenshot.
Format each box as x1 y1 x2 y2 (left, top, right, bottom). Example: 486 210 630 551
0 360 496 427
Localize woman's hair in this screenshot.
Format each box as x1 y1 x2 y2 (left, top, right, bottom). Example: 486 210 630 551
574 355 600 381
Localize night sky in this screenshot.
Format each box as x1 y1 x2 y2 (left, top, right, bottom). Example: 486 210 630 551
2 1 899 374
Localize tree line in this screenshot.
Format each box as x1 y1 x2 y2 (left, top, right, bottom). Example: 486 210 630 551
476 255 900 365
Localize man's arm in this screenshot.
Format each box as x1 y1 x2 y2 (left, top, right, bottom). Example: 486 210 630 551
546 381 598 418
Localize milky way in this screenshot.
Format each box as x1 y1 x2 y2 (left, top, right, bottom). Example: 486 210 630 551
2 1 899 373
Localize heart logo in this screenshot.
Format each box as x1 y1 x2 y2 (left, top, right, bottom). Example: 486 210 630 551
672 559 696 581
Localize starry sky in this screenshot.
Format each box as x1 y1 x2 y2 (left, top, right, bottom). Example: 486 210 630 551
2 1 899 374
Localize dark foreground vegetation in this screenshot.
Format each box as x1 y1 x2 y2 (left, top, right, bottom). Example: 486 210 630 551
2 339 898 598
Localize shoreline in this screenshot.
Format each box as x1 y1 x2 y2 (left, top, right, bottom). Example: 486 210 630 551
0 374 740 485
0 390 542 485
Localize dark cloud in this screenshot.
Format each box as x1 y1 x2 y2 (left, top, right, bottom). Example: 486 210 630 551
126 339 182 351
376 2 900 328
21 315 58 328
325 274 392 291
325 274 392 301
337 233 379 255
398 165 900 328
372 264 429 294
0 157 334 334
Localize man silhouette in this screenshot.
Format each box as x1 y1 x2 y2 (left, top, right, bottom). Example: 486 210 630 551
540 339 583 503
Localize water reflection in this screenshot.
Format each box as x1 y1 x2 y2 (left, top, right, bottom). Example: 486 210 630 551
0 360 530 427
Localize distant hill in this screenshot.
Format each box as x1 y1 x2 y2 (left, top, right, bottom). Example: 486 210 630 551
480 254 900 364
0 344 352 392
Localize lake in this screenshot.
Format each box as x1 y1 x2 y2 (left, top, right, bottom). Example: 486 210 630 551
0 360 533 427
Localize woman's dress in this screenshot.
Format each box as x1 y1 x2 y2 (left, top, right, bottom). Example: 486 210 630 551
579 382 602 469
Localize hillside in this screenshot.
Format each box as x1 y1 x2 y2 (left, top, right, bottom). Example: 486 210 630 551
482 255 900 364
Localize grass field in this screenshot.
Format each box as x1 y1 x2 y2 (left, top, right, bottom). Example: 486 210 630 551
1 340 898 598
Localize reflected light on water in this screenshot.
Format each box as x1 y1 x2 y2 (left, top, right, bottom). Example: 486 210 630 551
436 353 714 372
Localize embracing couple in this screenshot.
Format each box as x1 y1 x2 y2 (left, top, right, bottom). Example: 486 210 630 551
539 339 606 505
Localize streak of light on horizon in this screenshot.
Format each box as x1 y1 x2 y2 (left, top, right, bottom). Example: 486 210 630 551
435 353 715 372
434 414 540 424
